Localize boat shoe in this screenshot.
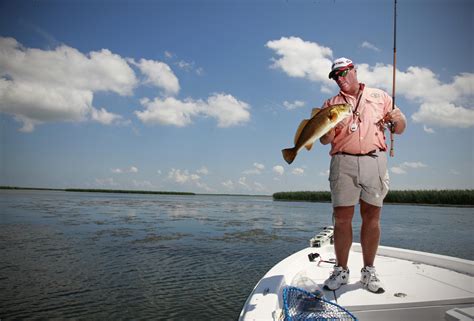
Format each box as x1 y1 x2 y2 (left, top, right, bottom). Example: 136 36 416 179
360 266 385 293
323 266 349 290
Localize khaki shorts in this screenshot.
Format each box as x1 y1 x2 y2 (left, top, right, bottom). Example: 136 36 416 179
328 151 389 207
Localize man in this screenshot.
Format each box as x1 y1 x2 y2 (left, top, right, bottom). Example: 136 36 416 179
319 57 406 293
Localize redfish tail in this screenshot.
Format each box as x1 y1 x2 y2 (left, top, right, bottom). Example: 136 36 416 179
282 147 297 165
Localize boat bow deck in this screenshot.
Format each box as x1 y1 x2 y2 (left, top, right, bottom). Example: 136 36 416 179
239 243 474 321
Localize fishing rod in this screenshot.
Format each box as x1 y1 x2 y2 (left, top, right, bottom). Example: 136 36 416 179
389 0 397 157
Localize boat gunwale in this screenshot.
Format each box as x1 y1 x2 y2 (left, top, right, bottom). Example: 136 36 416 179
351 243 474 276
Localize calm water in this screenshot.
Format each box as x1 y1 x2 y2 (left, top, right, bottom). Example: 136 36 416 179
1 190 473 320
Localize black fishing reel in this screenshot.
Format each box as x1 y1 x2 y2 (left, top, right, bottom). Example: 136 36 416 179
308 252 320 262
308 252 336 264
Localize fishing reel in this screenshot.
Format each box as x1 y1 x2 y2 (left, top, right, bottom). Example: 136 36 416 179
377 116 395 132
308 252 336 264
308 252 320 262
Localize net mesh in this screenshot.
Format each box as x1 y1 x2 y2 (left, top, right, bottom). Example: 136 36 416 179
282 286 357 321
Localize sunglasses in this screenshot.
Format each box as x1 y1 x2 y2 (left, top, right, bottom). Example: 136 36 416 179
333 67 353 81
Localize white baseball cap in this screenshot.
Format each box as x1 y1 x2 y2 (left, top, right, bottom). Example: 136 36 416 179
328 57 354 79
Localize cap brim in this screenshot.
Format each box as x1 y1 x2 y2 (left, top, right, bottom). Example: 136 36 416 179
328 64 354 79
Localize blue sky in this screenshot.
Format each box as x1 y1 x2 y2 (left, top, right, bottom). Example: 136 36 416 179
1 0 472 194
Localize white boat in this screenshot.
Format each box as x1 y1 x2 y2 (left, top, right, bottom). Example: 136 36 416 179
239 227 474 321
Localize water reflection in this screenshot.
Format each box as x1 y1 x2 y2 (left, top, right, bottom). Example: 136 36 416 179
0 190 472 320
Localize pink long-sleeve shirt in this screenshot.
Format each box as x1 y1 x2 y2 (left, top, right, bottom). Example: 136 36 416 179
322 84 393 155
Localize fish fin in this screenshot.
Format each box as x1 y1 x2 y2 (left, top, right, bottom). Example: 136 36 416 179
282 148 297 165
311 108 322 118
305 142 314 151
294 119 309 145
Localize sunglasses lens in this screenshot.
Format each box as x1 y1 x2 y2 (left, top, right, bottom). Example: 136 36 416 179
333 68 350 80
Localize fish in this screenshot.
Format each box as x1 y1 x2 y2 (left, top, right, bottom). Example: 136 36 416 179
281 103 352 164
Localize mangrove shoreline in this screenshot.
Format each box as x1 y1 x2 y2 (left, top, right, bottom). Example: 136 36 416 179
0 186 195 196
273 190 474 207
2 186 473 206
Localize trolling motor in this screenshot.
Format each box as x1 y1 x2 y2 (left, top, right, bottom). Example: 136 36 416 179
309 226 334 248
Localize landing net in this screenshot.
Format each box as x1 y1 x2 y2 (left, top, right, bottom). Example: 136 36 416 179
282 286 357 321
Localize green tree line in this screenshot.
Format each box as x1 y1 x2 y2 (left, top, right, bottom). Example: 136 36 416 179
273 190 474 206
0 186 194 196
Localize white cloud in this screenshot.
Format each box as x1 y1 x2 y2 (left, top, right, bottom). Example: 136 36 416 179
195 181 214 192
266 37 474 129
242 169 260 175
402 162 427 168
401 162 427 169
243 162 265 175
95 177 119 187
238 177 250 189
132 180 154 189
283 100 306 110
292 167 305 176
205 93 251 127
168 168 194 184
177 60 193 71
253 181 266 192
136 96 197 127
0 37 137 132
423 125 435 134
91 107 124 125
167 168 213 192
320 85 333 95
136 93 250 128
222 177 266 193
273 165 284 176
195 67 204 76
254 162 265 170
266 36 333 84
319 169 330 176
111 166 138 174
412 102 474 128
390 167 407 175
391 161 427 175
132 58 180 96
222 180 234 189
361 41 381 52
176 60 201 74
0 38 136 94
163 50 204 75
196 166 209 175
